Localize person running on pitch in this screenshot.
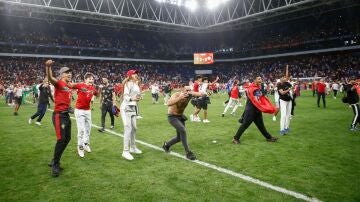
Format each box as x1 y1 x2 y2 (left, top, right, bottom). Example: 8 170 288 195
29 79 54 125
162 85 206 160
232 76 278 144
222 80 241 117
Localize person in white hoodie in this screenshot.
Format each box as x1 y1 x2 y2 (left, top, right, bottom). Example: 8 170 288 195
120 70 142 161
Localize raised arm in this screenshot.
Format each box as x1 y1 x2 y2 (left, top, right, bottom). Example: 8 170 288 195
210 76 220 85
166 92 182 106
285 65 289 80
45 60 58 85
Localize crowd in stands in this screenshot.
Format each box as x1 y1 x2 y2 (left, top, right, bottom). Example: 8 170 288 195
0 53 359 93
0 7 359 59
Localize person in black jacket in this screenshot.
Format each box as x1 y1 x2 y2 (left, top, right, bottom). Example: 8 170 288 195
28 79 54 125
345 80 360 131
232 76 278 144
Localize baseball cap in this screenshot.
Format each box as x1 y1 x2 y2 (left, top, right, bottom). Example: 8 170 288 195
59 67 72 74
126 70 138 77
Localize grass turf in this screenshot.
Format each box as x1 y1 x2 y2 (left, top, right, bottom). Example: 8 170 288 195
0 90 359 201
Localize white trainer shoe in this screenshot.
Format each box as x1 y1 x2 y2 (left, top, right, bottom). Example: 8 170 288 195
272 116 277 122
84 144 91 153
130 147 142 154
122 151 134 160
35 122 41 126
189 114 194 121
136 116 143 119
78 146 85 158
28 118 32 124
203 119 210 123
194 117 201 122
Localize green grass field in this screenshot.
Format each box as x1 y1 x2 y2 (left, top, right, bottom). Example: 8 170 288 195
1 90 359 201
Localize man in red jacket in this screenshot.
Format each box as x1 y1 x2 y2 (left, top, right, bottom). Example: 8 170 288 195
316 78 326 108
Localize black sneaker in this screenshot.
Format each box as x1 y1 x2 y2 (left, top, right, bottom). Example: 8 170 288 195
51 164 61 177
266 137 278 142
162 142 170 153
98 128 105 133
232 138 240 144
186 151 196 160
48 160 63 171
221 113 225 117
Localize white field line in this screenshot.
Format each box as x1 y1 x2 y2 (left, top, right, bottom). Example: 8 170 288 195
25 101 320 201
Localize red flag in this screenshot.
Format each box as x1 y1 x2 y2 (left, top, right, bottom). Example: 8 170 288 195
246 83 276 114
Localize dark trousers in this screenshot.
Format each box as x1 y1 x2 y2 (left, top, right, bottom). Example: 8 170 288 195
317 92 326 107
234 109 272 140
313 90 316 97
52 112 71 165
291 96 296 116
101 104 114 128
166 115 190 153
333 90 338 97
351 104 360 128
31 102 48 122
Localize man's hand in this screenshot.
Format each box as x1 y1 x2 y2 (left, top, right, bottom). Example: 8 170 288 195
45 60 54 67
178 91 189 100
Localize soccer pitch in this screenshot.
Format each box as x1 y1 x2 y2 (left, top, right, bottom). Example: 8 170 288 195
0 91 359 201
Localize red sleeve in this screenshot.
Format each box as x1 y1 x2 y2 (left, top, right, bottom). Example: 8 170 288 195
56 80 65 89
73 83 82 90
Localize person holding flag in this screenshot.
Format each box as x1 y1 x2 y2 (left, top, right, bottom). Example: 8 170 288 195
232 76 278 144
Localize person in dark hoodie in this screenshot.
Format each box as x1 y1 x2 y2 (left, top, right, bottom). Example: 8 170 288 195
345 80 360 131
28 79 54 125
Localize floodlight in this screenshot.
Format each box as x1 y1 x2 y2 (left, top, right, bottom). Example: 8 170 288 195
185 0 198 11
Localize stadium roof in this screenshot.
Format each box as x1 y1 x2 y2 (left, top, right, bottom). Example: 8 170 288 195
0 0 357 33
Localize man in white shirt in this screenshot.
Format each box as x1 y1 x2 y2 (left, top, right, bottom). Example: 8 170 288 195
331 81 340 99
13 82 24 115
150 82 160 104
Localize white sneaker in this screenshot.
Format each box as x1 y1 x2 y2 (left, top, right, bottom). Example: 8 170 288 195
130 147 142 154
189 114 194 121
136 116 143 119
35 122 41 126
84 144 91 153
194 117 201 122
110 125 114 129
239 103 243 107
272 116 276 122
28 118 32 124
122 151 134 160
78 146 85 158
203 119 210 123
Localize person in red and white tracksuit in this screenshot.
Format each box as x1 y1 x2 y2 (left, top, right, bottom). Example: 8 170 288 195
222 80 240 117
73 73 98 158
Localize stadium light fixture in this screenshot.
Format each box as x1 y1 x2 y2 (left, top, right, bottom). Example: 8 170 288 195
206 0 230 10
185 0 198 11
